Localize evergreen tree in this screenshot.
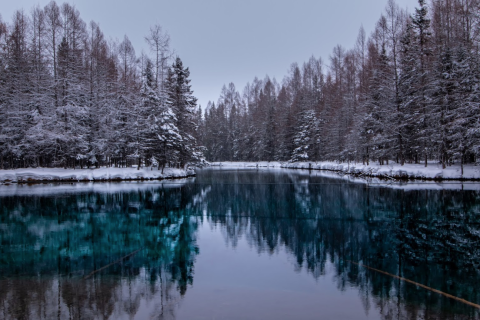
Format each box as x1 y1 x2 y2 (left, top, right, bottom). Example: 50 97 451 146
156 66 182 170
412 0 434 166
140 58 162 167
362 44 396 165
165 57 201 166
290 109 319 162
398 20 417 164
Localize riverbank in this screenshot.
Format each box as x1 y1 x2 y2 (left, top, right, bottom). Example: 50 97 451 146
0 167 195 184
210 161 282 168
208 161 480 181
281 161 480 181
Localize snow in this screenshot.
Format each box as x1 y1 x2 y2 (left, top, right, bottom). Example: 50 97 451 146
207 161 480 190
209 161 282 168
281 166 480 191
0 167 195 184
208 161 480 180
281 161 480 180
0 180 193 197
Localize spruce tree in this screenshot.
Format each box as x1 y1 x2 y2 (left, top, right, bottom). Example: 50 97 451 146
165 57 201 167
290 109 319 162
398 20 417 164
156 67 181 170
412 0 433 166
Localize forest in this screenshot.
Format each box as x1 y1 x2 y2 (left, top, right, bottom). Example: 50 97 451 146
0 1 202 170
1 0 480 170
200 0 480 170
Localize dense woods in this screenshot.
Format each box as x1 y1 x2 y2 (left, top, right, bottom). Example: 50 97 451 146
0 2 201 169
200 0 480 170
2 0 480 170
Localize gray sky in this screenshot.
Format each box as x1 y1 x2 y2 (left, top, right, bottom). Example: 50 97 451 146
2 0 420 108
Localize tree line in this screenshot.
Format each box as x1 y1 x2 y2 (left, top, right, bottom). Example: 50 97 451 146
0 1 201 170
200 0 480 171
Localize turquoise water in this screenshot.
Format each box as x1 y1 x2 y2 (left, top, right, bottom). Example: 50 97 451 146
1 168 479 319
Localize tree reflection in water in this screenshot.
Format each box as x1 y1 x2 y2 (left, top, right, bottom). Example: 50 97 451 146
1 170 480 319
0 182 200 320
194 169 480 320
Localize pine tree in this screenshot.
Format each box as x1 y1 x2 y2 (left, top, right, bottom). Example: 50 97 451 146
275 86 292 161
156 66 182 171
290 109 319 162
165 57 201 167
362 44 396 165
398 20 417 164
412 0 434 166
431 46 455 168
448 47 480 173
134 58 165 169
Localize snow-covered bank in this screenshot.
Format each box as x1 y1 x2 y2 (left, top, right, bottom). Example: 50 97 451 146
208 161 480 180
0 167 195 184
209 161 282 168
286 166 480 191
207 161 480 189
281 161 480 180
0 180 193 197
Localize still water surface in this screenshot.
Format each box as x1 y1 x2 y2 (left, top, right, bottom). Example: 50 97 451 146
1 168 480 319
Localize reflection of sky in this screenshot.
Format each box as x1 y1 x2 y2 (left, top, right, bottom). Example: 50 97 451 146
176 221 380 320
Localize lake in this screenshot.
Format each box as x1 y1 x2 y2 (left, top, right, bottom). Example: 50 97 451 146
1 168 480 320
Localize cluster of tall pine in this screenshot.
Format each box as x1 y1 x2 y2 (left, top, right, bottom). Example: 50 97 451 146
200 0 480 169
0 2 201 170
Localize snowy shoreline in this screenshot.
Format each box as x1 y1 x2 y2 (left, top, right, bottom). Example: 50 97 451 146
209 161 282 168
0 167 195 184
4 161 480 184
209 161 480 181
283 162 480 181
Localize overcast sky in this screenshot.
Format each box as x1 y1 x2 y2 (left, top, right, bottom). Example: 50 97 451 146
2 0 420 108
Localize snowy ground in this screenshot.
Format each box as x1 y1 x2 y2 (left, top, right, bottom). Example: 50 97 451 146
281 161 480 180
208 161 480 182
281 165 480 191
209 161 282 168
0 179 193 197
0 167 195 184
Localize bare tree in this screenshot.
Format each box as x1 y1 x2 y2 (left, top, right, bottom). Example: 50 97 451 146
145 24 172 93
386 0 406 103
118 35 136 89
44 1 62 107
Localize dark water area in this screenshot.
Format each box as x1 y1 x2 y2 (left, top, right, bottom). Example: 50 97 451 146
1 168 480 319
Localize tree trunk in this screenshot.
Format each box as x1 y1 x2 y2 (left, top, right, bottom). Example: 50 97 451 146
461 153 464 177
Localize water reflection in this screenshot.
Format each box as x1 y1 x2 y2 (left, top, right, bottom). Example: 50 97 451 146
192 169 480 319
1 170 480 319
0 181 199 319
